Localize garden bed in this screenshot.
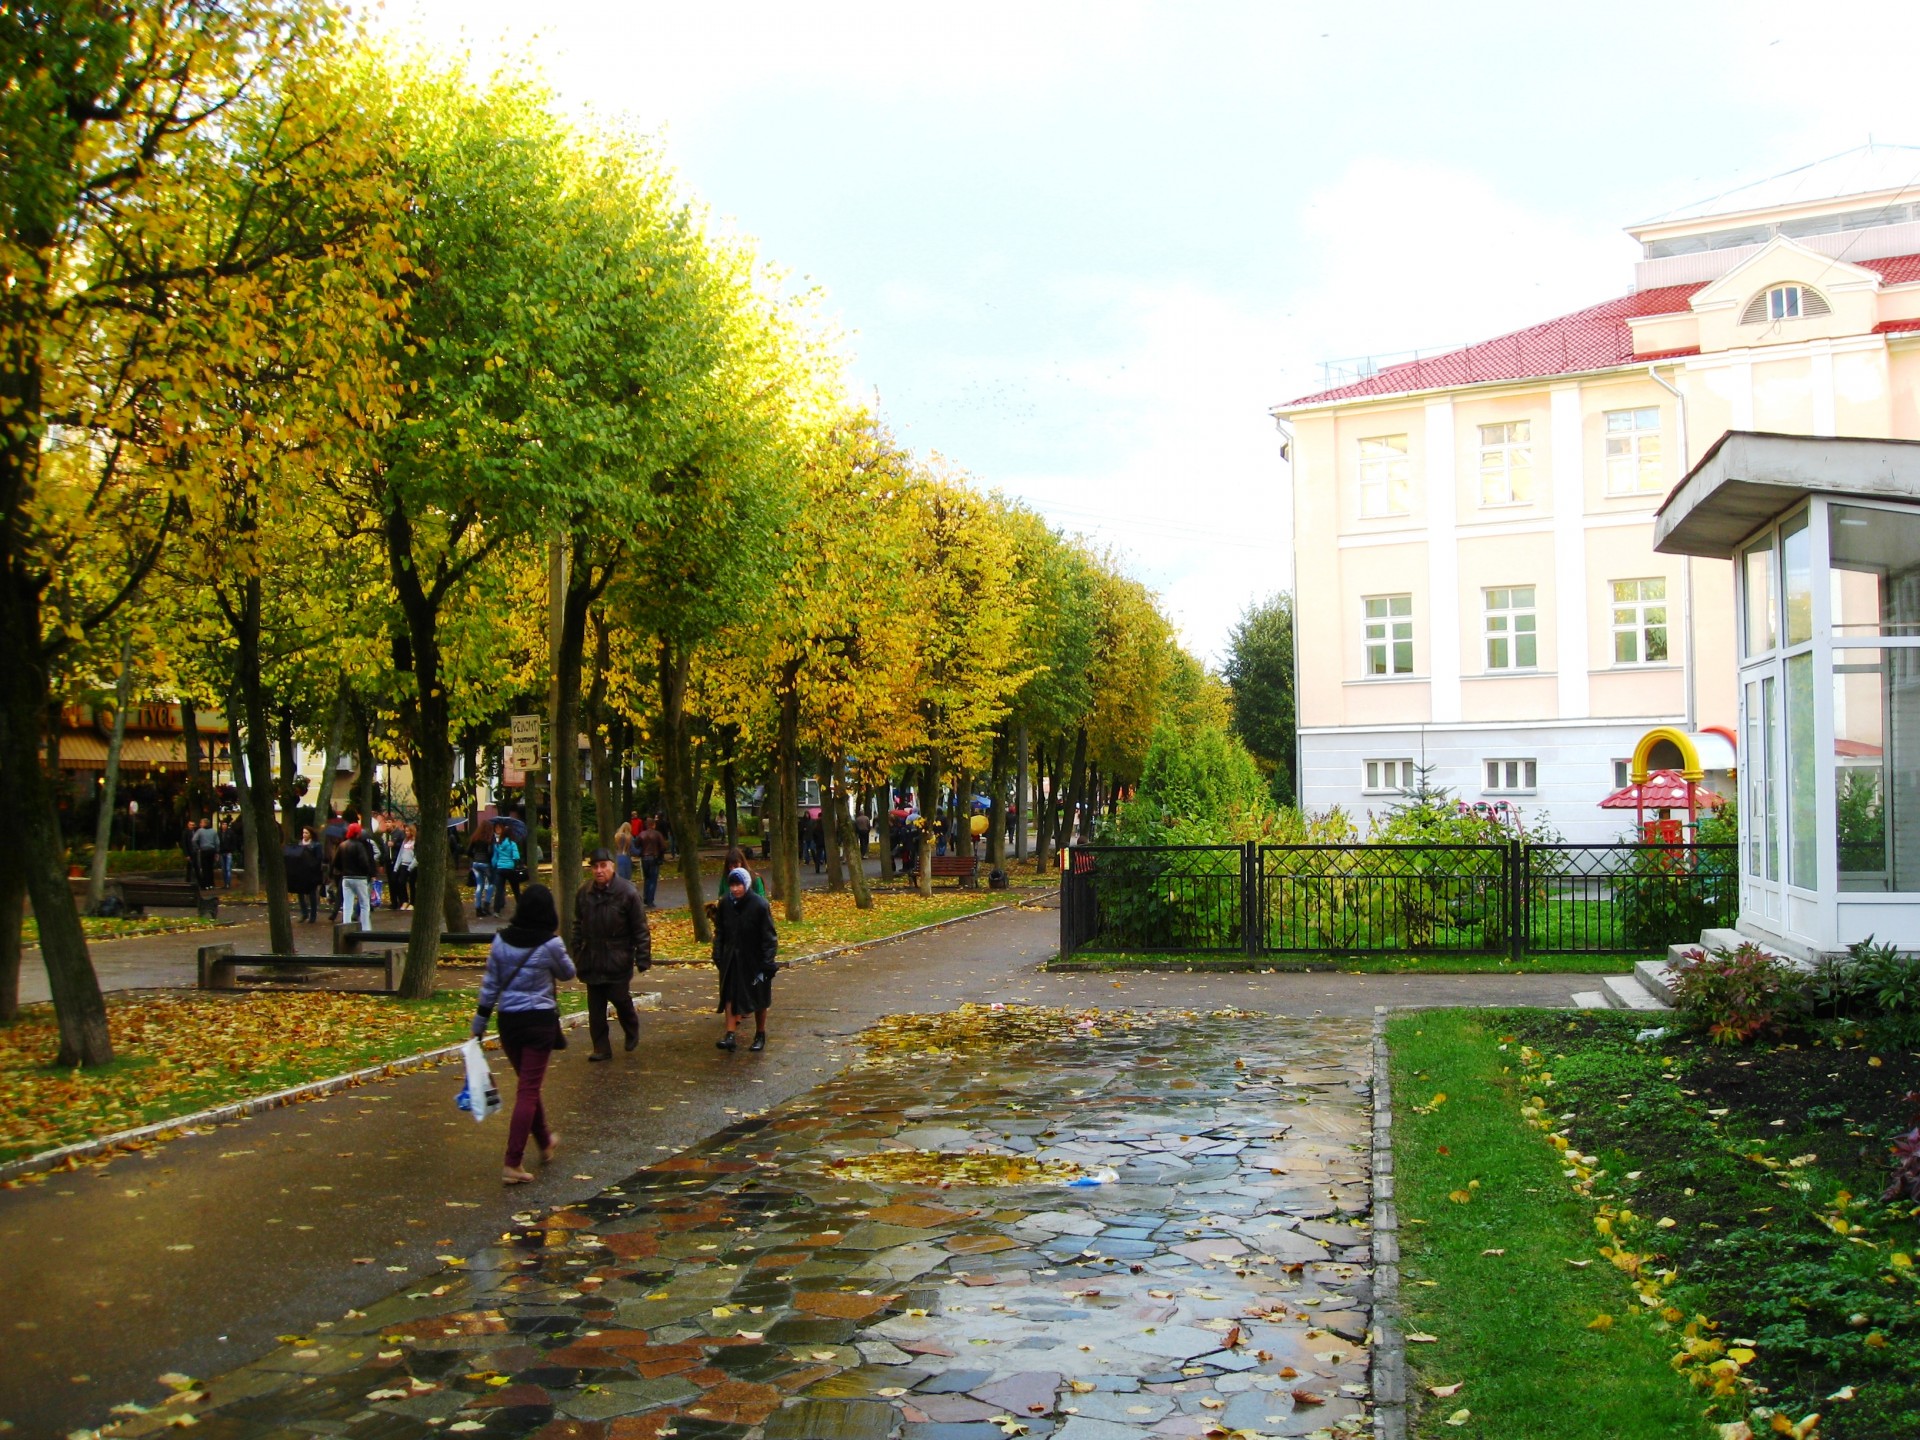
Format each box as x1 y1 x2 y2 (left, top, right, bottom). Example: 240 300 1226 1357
22 913 229 946
1390 1008 1920 1438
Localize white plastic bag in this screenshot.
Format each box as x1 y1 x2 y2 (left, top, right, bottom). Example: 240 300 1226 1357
455 1037 500 1122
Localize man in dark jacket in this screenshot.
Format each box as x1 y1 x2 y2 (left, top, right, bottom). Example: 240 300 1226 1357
572 847 651 1061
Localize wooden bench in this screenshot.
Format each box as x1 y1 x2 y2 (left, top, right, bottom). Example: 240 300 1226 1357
198 942 400 993
70 874 218 918
928 854 979 888
335 926 491 952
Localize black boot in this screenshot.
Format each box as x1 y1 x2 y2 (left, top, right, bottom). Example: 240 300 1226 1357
716 1032 736 1051
749 1032 766 1052
624 1028 639 1052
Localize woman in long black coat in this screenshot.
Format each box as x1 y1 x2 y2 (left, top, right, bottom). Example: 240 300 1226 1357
712 866 778 1051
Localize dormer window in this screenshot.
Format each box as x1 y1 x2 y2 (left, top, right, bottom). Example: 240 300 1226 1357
1741 283 1831 324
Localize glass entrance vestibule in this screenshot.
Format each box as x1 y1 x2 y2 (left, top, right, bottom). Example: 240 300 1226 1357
1657 432 1920 959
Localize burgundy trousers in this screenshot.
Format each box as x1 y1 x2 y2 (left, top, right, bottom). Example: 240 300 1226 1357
498 1009 558 1167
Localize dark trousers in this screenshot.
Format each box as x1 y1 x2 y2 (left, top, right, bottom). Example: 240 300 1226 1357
499 1010 557 1167
296 886 319 923
390 868 413 907
586 981 639 1055
195 851 215 888
641 857 660 907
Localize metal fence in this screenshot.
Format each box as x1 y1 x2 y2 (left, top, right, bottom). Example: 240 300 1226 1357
1059 840 1738 959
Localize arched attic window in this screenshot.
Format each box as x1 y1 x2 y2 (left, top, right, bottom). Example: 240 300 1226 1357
1740 283 1831 324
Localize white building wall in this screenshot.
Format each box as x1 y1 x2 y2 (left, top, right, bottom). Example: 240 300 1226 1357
1298 721 1689 844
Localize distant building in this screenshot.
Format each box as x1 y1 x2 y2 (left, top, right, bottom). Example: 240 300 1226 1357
1273 144 1920 841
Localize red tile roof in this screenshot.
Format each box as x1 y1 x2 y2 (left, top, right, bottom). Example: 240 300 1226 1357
1874 317 1920 336
1286 253 1920 407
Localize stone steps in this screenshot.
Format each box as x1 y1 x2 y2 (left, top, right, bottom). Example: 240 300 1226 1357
1602 973 1672 1011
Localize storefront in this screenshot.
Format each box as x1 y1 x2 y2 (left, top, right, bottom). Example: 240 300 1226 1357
1655 431 1920 959
54 703 233 847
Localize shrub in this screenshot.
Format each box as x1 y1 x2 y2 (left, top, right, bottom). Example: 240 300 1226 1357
1887 1091 1920 1204
1852 934 1920 1015
1666 941 1807 1044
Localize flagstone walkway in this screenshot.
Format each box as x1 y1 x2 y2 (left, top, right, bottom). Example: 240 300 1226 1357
100 1006 1374 1440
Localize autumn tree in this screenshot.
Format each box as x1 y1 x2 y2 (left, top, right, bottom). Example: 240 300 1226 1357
1224 590 1298 804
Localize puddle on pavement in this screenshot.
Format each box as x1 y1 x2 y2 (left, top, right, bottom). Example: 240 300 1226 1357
100 1005 1375 1440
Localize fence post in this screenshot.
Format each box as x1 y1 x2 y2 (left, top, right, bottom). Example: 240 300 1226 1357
1243 841 1258 958
1059 846 1071 958
1509 839 1524 963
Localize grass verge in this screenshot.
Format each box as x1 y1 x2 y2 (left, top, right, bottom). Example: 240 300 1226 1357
22 913 228 946
1053 950 1647 974
646 888 1009 964
1388 1009 1714 1438
0 988 585 1169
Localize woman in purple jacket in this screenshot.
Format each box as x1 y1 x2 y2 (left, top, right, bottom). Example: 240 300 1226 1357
471 884 575 1183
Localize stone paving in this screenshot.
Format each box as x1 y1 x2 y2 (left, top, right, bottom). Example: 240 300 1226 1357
96 1005 1374 1440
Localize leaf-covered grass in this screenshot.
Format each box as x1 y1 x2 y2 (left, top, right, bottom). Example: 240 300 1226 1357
646 888 1008 964
0 988 584 1168
1388 1010 1714 1439
1053 950 1645 974
22 913 228 946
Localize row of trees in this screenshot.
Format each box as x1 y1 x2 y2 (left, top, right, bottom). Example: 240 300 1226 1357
0 1 1241 1067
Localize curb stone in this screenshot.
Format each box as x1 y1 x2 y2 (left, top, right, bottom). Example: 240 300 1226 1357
1371 1004 1408 1440
0 900 1027 1183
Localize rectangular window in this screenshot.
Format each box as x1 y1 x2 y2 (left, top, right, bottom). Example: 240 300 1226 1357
1358 434 1411 518
1611 577 1669 665
1364 759 1415 793
1742 536 1777 655
1613 759 1632 791
1769 285 1802 320
1603 407 1663 495
1483 758 1538 793
1477 421 1534 505
1363 595 1414 676
1484 585 1538 670
1831 502 1920 637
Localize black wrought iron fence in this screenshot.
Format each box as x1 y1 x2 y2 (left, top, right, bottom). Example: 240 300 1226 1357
1257 843 1512 955
1058 840 1738 959
1522 843 1737 954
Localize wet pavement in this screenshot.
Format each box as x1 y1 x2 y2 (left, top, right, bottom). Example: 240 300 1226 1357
86 1004 1374 1440
3 900 1589 1438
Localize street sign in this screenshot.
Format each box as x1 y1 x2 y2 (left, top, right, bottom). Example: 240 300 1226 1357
509 713 541 772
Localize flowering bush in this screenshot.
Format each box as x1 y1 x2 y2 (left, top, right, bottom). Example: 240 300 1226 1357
1666 941 1807 1044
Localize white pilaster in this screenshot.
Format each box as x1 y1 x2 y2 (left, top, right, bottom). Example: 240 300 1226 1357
1731 355 1755 429
1550 385 1590 718
1811 341 1836 436
1425 399 1461 723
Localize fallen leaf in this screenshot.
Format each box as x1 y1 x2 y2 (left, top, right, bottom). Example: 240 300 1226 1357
1445 1409 1471 1427
1406 1332 1439 1343
1480 1248 1505 1257
1290 1389 1326 1406
1429 1382 1464 1397
1586 1315 1613 1332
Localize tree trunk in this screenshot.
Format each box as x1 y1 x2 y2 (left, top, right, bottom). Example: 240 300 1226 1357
986 727 1009 872
276 709 301 840
0 850 24 1021
776 664 803 922
314 684 348 827
86 626 135 910
550 574 591 941
1065 727 1089 850
765 757 786 901
181 696 205 818
823 769 845 893
655 635 710 943
1034 741 1053 869
441 853 466 932
586 622 615 850
235 578 293 954
0 588 111 1064
722 758 738 848
352 707 375 821
832 762 872 909
1014 722 1028 862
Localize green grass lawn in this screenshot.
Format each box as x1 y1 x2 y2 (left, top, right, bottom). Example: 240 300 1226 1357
1051 949 1648 974
0 987 586 1168
1387 1010 1717 1438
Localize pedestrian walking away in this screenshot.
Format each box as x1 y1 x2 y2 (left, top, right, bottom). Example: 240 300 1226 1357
334 821 378 932
191 816 218 889
637 816 665 908
854 807 872 858
470 884 575 1184
613 821 635 883
284 826 324 923
217 812 242 889
489 820 523 916
711 866 778 1052
572 847 651 1062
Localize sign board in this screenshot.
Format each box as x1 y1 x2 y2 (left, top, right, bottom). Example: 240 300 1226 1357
503 750 525 787
509 713 541 772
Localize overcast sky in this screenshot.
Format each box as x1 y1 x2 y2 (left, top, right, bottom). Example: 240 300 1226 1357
375 0 1920 663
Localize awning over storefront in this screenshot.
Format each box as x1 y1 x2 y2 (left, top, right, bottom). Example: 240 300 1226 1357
58 735 197 772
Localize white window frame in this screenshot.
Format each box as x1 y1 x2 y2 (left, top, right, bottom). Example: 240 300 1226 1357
1613 759 1632 790
1610 577 1670 666
1363 594 1414 676
1363 758 1415 793
1357 434 1411 518
1483 585 1538 671
1603 407 1663 496
1483 758 1538 794
1477 420 1533 507
1768 284 1802 321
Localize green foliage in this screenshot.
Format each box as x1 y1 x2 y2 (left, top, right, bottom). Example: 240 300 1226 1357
1222 591 1296 804
1667 942 1808 1044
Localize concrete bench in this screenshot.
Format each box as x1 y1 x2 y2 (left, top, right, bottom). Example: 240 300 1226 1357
334 925 492 953
198 943 400 993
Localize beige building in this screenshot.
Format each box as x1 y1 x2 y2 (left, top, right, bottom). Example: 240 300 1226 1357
1273 145 1920 841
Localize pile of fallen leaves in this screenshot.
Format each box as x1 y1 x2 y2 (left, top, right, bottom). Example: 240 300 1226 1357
22 914 226 946
856 1003 1185 1069
648 890 999 965
824 1148 1091 1187
0 991 465 1166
